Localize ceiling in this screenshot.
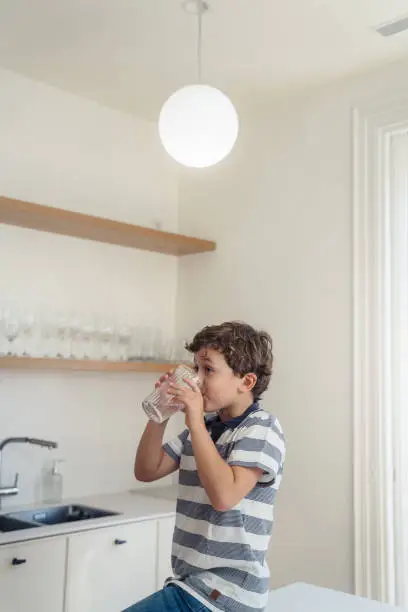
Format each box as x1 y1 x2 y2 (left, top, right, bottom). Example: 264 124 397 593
1 0 408 120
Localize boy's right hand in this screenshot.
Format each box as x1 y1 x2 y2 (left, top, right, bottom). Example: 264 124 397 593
154 370 186 417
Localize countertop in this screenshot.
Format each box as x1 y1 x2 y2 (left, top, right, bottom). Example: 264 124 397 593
0 486 176 546
130 484 178 502
265 583 404 612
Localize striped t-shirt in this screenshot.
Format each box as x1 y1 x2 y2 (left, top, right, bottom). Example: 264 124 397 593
163 403 286 612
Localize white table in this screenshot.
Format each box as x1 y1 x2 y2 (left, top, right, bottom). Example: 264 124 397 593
266 583 406 612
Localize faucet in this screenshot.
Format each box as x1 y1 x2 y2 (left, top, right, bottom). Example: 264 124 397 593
0 437 58 509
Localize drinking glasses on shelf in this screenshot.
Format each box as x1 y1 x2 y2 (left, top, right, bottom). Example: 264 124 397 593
128 326 142 360
152 328 166 361
0 305 17 356
174 337 190 364
117 325 131 361
20 311 35 357
40 312 57 358
4 308 20 356
142 326 156 360
55 313 70 359
0 300 182 365
80 318 96 360
66 314 82 359
96 319 115 361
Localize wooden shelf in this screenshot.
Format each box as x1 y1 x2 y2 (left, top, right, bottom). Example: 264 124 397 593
0 196 216 256
0 357 177 373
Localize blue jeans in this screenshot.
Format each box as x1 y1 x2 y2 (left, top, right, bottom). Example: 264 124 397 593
123 584 209 612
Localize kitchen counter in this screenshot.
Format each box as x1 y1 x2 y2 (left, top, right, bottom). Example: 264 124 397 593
130 484 178 502
0 487 176 546
265 583 404 612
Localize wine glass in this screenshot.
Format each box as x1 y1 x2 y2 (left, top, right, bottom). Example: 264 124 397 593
4 309 20 356
66 314 82 359
97 318 116 360
117 325 131 361
80 317 96 360
20 310 35 356
55 313 70 359
141 326 155 361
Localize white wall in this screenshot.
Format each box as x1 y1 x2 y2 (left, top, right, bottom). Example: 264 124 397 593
4 51 408 590
176 56 408 594
0 68 179 507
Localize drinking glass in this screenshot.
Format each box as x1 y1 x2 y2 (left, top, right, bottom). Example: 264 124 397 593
142 365 200 423
4 308 20 356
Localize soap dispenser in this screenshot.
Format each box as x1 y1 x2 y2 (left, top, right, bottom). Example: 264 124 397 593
42 459 64 504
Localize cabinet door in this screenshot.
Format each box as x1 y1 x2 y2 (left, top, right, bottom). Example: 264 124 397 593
157 516 176 589
65 521 157 612
0 537 66 612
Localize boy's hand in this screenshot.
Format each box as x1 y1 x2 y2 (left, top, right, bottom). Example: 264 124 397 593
154 371 173 389
168 378 204 430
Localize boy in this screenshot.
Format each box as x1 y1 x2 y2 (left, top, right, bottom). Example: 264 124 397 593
127 321 285 612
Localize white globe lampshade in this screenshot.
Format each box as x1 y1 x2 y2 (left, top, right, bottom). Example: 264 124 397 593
159 84 239 168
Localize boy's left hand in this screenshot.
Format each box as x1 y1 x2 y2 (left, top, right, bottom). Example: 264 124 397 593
168 378 204 430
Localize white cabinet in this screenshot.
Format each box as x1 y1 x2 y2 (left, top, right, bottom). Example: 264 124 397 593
0 537 66 612
157 516 175 589
0 513 176 612
65 521 157 612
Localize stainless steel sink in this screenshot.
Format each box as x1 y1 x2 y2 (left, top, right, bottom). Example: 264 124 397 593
0 515 39 532
7 504 119 526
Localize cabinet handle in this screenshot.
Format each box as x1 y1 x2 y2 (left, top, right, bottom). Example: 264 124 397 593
11 557 26 566
114 538 127 545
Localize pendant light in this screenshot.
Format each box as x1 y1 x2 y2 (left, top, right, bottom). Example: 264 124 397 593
159 0 239 168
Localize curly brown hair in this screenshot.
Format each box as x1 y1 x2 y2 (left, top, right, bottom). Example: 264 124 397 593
185 321 273 401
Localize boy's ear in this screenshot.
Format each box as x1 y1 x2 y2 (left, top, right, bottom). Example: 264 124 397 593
240 372 257 393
